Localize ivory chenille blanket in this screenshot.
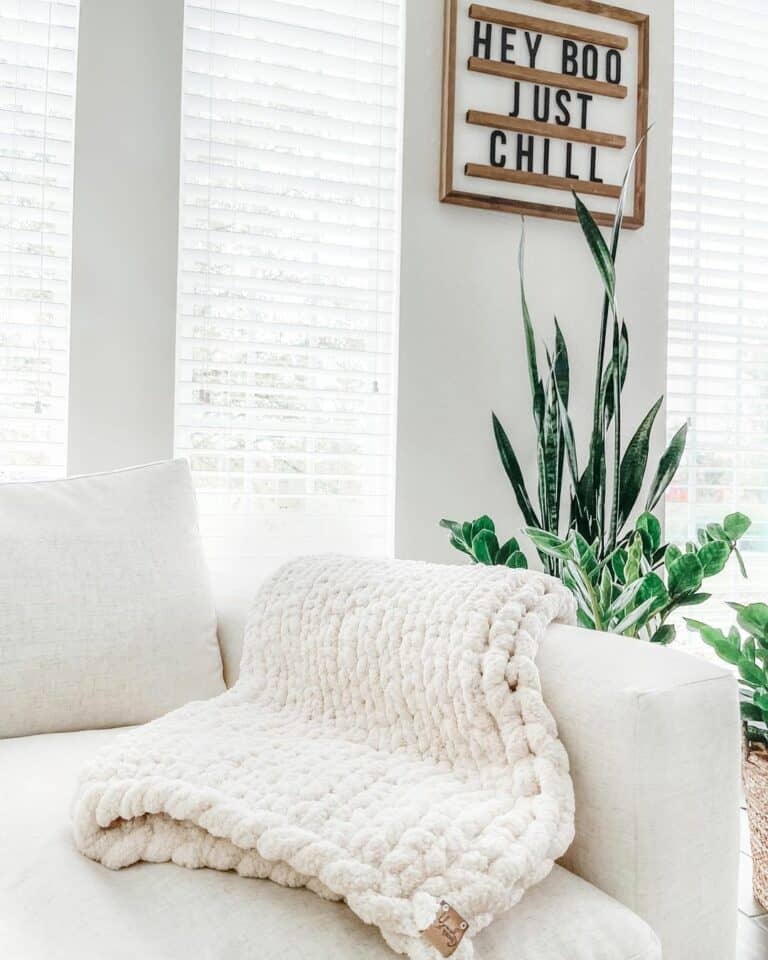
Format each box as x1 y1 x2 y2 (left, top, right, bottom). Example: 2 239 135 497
73 556 576 959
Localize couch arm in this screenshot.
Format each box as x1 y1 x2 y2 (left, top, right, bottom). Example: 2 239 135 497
538 623 741 960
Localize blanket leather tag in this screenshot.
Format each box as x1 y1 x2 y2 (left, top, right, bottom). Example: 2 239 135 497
422 901 468 957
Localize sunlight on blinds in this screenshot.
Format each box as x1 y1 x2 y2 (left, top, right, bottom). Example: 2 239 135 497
667 0 768 631
0 0 78 481
175 0 402 580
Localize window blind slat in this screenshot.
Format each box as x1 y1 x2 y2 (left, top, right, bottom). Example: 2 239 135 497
668 0 768 641
175 0 402 581
0 0 78 481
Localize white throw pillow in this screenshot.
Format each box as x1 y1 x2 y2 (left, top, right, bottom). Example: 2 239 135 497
0 460 225 738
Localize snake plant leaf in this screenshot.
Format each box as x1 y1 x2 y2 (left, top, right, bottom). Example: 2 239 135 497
523 527 572 560
667 553 704 597
471 529 499 565
506 550 528 569
698 540 730 578
471 515 495 538
739 659 765 687
603 322 629 428
553 318 570 409
724 512 751 541
612 595 657 634
573 192 616 312
518 223 545 430
645 421 688 513
491 413 540 528
617 397 663 529
599 566 613 610
651 624 676 645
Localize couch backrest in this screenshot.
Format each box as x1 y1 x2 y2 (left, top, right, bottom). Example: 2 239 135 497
0 460 225 738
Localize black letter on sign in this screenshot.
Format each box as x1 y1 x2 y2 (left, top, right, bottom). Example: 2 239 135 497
576 93 593 129
582 44 598 80
555 90 571 126
516 134 534 173
500 27 516 63
562 40 578 76
525 32 542 68
533 86 551 122
473 21 492 59
490 130 507 167
509 82 521 117
542 138 551 176
565 143 579 180
589 146 603 183
606 49 622 84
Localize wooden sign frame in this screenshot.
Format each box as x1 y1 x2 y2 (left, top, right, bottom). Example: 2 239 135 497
440 0 650 228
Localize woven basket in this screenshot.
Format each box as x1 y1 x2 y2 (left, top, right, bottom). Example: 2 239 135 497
743 741 768 910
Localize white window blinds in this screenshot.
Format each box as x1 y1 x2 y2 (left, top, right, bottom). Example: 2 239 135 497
667 0 768 622
0 0 78 481
175 0 402 580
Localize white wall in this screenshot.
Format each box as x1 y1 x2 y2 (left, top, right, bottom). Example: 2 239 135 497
67 0 184 476
395 0 674 562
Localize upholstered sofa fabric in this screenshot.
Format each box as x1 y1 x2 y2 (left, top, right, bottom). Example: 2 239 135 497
73 556 577 959
0 727 661 960
0 460 224 738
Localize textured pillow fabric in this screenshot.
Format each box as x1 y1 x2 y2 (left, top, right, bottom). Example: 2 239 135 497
0 460 224 738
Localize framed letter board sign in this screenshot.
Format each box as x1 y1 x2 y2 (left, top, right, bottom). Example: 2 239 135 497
440 0 649 228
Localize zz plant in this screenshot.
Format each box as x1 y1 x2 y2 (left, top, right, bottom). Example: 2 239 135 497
525 511 750 643
686 602 768 746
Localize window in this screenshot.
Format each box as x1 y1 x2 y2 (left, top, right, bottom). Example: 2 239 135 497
0 0 78 481
667 0 768 624
175 0 402 580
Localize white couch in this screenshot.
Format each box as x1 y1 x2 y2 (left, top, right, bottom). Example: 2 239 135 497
0 464 742 960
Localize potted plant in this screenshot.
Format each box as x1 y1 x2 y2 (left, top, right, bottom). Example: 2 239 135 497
687 609 768 908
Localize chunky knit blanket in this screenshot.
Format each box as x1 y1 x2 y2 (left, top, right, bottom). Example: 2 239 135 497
73 556 576 959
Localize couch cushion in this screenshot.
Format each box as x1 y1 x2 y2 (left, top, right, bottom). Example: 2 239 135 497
0 728 660 960
0 460 224 738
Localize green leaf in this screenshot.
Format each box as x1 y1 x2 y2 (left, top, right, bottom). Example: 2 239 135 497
573 192 616 311
684 618 726 649
440 519 465 540
617 398 663 527
472 529 499 565
449 535 473 558
492 413 540 528
462 521 473 546
744 638 757 662
646 421 688 513
523 527 573 560
611 548 627 583
603 322 629 428
612 596 657 634
675 592 711 608
553 318 570 411
739 659 765 687
573 532 598 578
636 512 662 553
754 693 768 713
637 571 667 608
698 540 730 578
495 537 521 566
729 603 768 640
471 515 495 538
599 567 613 611
742 701 764 722
518 223 545 431
506 550 528 569
667 553 703 597
576 608 596 630
664 544 682 571
724 512 751 541
651 624 676 645
706 522 728 542
624 533 643 583
714 639 742 666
